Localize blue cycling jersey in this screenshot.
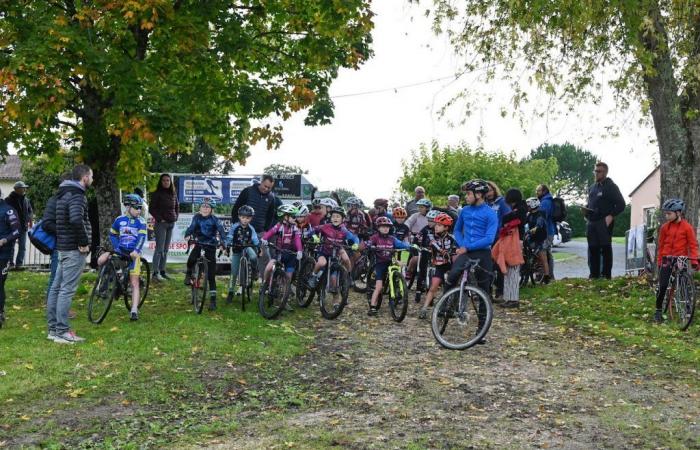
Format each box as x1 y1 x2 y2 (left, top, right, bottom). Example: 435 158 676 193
109 215 147 255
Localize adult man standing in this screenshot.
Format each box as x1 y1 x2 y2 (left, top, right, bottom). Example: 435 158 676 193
585 162 625 279
536 184 556 279
5 181 33 268
231 174 277 232
447 194 462 216
47 164 93 344
405 186 426 216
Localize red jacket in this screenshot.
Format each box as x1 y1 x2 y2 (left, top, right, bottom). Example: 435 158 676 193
657 219 699 266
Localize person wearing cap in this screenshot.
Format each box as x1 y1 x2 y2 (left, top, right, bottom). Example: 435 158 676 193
405 186 426 216
5 181 34 268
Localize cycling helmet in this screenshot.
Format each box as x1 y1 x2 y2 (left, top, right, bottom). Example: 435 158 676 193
416 198 433 209
662 198 685 212
345 196 363 208
198 197 216 208
426 209 440 222
374 198 389 209
291 200 305 209
277 204 298 217
320 197 338 208
392 207 408 219
375 216 393 227
329 206 346 218
434 212 454 227
526 197 541 209
296 205 309 217
311 198 322 207
237 205 255 217
123 194 143 208
462 179 489 195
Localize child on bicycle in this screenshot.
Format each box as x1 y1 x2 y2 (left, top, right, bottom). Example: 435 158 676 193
525 197 551 284
392 207 410 243
406 208 439 290
225 205 260 303
261 204 303 288
366 216 413 316
294 204 313 239
307 206 359 288
345 197 371 239
184 199 226 311
654 198 699 323
97 194 147 321
418 213 457 319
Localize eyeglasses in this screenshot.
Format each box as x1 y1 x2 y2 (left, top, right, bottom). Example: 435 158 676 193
131 206 143 210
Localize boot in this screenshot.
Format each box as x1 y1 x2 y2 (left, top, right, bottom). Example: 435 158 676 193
209 294 217 311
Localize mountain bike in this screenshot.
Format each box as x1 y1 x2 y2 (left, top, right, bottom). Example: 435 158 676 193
258 243 295 319
225 244 257 311
520 237 546 287
351 246 373 293
88 248 150 324
186 239 218 314
294 239 318 308
431 257 493 350
660 256 697 330
364 248 409 322
312 241 351 320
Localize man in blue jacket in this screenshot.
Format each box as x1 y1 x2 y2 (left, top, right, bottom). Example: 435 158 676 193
536 184 557 279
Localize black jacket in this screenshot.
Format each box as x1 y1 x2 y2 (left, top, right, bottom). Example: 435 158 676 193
0 199 20 260
41 194 58 235
502 200 528 239
5 191 33 230
231 182 276 232
586 177 625 222
55 181 91 251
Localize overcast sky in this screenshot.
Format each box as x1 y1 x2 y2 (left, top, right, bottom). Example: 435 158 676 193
238 2 659 204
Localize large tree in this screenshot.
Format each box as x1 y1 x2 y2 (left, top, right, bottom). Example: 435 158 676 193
422 0 700 226
0 1 373 244
525 142 599 202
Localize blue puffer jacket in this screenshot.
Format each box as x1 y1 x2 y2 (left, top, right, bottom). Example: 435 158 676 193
538 193 557 237
454 203 498 251
185 214 225 247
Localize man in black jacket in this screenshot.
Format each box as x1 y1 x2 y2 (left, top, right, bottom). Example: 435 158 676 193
5 181 33 268
46 165 93 344
584 162 625 279
231 175 277 232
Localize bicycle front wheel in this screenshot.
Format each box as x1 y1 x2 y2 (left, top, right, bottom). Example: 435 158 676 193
352 255 369 293
431 285 493 350
124 259 150 311
296 256 316 308
319 263 349 320
389 271 408 323
259 267 289 319
672 270 696 331
239 256 250 311
191 260 208 314
88 262 118 324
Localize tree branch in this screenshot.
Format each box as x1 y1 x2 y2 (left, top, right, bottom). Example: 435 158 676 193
56 119 79 130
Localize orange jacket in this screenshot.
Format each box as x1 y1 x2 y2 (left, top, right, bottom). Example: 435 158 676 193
657 219 699 266
491 227 525 274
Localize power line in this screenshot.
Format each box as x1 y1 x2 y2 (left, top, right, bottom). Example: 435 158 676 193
331 73 463 99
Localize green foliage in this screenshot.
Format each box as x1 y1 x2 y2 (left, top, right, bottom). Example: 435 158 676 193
564 204 630 238
525 143 599 202
264 164 309 176
317 188 357 205
19 159 66 218
399 142 559 203
149 137 219 176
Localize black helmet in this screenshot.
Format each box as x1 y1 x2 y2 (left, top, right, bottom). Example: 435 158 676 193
662 198 685 212
238 205 255 217
462 179 489 195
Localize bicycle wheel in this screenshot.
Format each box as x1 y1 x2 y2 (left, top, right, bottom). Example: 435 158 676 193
431 285 493 350
352 254 370 293
672 270 696 330
88 262 119 324
365 265 377 307
296 256 316 307
320 263 349 320
258 267 289 319
389 271 409 322
239 256 250 311
519 262 531 287
191 259 208 314
124 259 150 310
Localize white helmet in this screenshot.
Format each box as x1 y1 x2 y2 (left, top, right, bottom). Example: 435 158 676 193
296 205 309 217
526 197 540 209
319 197 338 208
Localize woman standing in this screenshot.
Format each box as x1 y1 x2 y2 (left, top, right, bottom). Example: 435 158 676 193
149 174 178 281
498 189 527 308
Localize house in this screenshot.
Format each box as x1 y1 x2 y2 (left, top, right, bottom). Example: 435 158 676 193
629 166 660 229
0 154 22 198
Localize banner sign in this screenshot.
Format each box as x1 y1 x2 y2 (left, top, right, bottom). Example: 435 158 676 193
273 174 302 199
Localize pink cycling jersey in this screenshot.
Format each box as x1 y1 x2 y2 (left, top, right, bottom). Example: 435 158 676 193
368 234 410 263
313 223 359 256
263 222 302 252
345 210 369 236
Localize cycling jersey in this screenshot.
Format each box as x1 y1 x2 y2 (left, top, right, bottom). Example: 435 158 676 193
297 222 313 240
405 212 428 235
393 222 410 243
313 223 358 256
262 222 302 252
185 214 226 247
429 232 457 266
454 203 498 251
226 222 260 250
526 210 547 244
109 215 147 255
368 234 410 263
413 225 435 248
345 209 370 238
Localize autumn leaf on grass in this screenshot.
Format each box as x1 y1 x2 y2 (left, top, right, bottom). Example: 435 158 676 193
67 388 86 398
24 364 34 370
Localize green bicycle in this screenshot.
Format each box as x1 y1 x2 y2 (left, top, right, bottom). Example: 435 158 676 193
365 248 409 322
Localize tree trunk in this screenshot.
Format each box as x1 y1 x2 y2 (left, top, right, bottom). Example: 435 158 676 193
640 2 697 228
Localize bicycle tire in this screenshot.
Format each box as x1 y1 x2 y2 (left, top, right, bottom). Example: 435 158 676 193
673 270 696 331
389 271 408 322
191 259 208 314
296 257 315 308
352 254 370 293
320 263 349 320
239 256 249 311
431 285 493 350
88 262 118 324
124 259 150 310
258 267 289 319
365 265 377 308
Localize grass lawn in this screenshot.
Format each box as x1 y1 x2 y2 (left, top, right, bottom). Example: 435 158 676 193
572 236 625 244
522 277 700 373
552 251 578 262
0 270 314 447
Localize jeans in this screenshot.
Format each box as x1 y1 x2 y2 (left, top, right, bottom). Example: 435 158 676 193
152 221 174 275
47 250 87 334
11 231 27 266
45 249 59 300
229 247 258 292
0 259 9 313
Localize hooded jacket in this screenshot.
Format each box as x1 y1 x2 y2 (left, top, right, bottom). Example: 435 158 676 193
55 180 91 251
5 191 33 230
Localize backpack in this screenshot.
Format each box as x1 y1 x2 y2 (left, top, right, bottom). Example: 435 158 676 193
552 197 567 222
28 220 56 255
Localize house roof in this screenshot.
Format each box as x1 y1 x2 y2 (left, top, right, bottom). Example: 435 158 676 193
629 166 659 197
0 155 22 181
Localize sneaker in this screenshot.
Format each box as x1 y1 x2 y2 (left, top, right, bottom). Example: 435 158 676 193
284 303 294 312
502 301 520 309
368 307 378 316
130 312 138 321
418 307 428 319
47 330 57 341
653 310 663 323
55 330 85 344
209 297 217 311
184 274 192 286
160 272 172 280
307 274 319 289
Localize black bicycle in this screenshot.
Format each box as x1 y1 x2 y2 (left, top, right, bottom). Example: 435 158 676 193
351 246 373 293
88 248 150 324
186 240 218 314
431 257 493 350
520 237 546 287
225 244 258 311
293 240 318 308
312 241 351 320
660 256 697 330
258 243 296 319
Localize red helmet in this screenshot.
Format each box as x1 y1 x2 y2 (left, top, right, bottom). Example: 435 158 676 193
434 212 454 227
392 207 407 219
375 216 393 227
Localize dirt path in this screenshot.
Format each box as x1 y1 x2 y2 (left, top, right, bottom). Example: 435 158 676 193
218 292 699 449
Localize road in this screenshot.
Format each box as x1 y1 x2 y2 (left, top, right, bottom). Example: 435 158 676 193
551 239 626 279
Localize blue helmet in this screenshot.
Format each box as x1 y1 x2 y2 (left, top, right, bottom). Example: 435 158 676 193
123 194 143 208
198 197 216 209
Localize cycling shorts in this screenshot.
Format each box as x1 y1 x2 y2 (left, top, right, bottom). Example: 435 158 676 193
281 253 297 273
374 261 390 280
432 264 451 283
